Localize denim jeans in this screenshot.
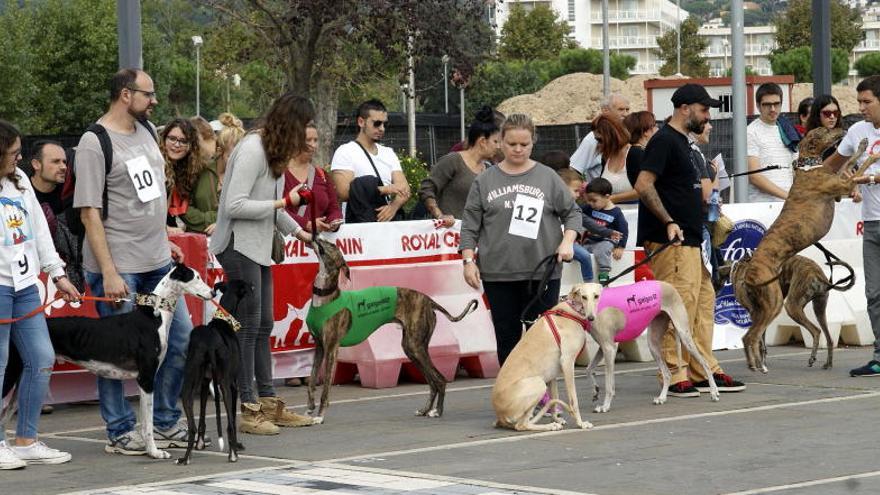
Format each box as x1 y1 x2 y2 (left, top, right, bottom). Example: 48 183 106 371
85 263 193 439
572 244 594 281
863 221 880 361
216 246 275 404
0 284 55 441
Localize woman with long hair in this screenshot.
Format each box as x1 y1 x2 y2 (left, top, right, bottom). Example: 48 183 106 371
592 114 640 204
805 94 843 133
209 93 314 435
215 112 246 189
0 120 80 469
420 106 500 227
186 117 222 235
282 122 342 232
161 118 208 233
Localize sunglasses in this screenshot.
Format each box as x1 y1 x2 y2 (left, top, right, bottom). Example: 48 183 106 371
370 120 387 129
821 110 840 119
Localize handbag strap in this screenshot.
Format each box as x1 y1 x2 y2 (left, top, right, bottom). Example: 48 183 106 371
296 166 316 217
354 141 391 204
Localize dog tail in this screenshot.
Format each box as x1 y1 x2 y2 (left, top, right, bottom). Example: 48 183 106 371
209 353 226 453
826 260 856 292
434 299 479 322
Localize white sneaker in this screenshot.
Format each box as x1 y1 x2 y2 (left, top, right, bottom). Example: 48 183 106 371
0 441 26 470
10 441 71 465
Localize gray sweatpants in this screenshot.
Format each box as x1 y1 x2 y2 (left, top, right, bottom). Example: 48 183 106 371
584 240 615 274
864 221 880 361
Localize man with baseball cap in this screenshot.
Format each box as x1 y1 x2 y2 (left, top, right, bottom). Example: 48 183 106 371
634 83 746 398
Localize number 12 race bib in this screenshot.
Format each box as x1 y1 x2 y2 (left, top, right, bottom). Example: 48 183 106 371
508 194 544 239
126 155 161 203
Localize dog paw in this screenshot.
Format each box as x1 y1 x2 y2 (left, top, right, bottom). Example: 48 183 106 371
577 421 593 430
760 365 769 374
593 405 609 413
710 392 720 402
823 363 833 370
229 452 239 463
653 397 666 405
175 457 191 465
553 416 567 425
149 449 171 460
196 439 205 450
426 409 440 418
549 422 564 431
311 416 324 425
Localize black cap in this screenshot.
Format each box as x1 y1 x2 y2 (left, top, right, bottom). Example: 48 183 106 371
671 83 722 108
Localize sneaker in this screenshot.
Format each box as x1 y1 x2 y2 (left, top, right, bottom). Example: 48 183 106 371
10 441 71 465
104 430 146 456
0 441 26 470
667 380 701 398
155 419 211 449
850 360 880 377
694 373 746 393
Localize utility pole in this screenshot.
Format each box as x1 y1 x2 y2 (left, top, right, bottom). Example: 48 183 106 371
442 55 450 114
192 36 203 117
117 0 142 69
812 0 832 97
602 0 610 97
676 0 682 74
407 36 417 157
731 0 748 204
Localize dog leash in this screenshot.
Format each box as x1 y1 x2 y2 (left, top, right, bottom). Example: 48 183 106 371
0 295 129 325
520 254 561 327
725 165 781 178
601 239 677 287
812 241 855 288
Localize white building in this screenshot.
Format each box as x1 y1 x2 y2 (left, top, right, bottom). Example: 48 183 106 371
849 5 880 84
697 24 777 77
492 0 687 75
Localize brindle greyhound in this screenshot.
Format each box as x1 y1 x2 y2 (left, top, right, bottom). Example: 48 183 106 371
735 129 876 372
727 254 854 370
306 237 479 423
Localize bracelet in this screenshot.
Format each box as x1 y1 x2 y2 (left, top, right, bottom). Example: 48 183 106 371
52 274 68 283
283 195 293 209
665 220 677 227
871 175 877 185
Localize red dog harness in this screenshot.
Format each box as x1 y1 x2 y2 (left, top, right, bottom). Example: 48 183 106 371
540 305 591 349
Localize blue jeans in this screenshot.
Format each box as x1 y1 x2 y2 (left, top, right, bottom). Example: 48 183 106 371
85 263 193 439
0 284 55 441
572 244 594 281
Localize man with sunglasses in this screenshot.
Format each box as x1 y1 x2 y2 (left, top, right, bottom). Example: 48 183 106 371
331 99 411 223
746 83 798 202
73 68 195 455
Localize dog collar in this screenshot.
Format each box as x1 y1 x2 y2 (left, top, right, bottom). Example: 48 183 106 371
542 307 592 330
312 285 337 297
797 156 824 169
212 309 241 332
135 293 177 313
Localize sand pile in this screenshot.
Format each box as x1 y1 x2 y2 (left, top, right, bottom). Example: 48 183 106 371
498 73 861 125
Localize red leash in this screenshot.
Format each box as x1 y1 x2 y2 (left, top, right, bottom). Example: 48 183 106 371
0 295 129 325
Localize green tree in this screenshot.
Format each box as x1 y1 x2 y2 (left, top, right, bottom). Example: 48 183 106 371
655 17 710 77
855 53 880 77
769 47 850 83
554 48 636 80
498 4 575 61
773 0 862 53
465 60 551 112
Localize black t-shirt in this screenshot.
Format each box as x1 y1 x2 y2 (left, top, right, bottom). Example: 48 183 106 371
636 124 703 248
33 185 65 216
626 145 644 188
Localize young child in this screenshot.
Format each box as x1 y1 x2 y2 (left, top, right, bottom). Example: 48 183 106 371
581 177 628 283
556 169 621 283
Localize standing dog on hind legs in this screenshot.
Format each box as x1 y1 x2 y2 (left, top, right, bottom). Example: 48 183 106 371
305 237 479 423
177 280 252 465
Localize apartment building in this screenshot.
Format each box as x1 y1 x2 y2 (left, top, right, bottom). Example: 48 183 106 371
493 0 687 75
697 23 776 77
849 5 880 84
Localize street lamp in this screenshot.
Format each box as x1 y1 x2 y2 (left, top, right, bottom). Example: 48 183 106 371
442 54 450 114
192 35 203 116
722 38 730 75
676 0 681 75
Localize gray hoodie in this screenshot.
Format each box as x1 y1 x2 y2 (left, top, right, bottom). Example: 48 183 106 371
460 163 584 282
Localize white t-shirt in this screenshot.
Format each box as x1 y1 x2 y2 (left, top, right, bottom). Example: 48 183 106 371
837 120 880 221
746 119 797 203
330 141 401 186
570 132 601 177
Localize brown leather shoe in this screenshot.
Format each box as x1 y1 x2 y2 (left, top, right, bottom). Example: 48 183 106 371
257 396 314 427
239 402 280 435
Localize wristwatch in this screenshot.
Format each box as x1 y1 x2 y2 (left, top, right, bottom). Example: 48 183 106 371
462 258 474 265
52 274 68 284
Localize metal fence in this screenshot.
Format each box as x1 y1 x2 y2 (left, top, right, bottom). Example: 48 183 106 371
20 112 864 174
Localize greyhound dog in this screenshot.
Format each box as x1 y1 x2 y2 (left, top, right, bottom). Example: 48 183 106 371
584 280 720 413
736 135 874 372
492 284 595 431
177 280 251 466
729 254 854 371
1 263 214 460
306 237 479 423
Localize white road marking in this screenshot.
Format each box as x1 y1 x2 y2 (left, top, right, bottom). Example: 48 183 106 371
720 469 880 494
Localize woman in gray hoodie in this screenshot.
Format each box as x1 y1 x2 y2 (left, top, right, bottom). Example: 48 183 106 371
459 114 584 365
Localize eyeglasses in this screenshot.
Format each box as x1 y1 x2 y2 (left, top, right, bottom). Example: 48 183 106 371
127 87 157 99
760 101 782 109
371 120 387 129
821 110 841 119
4 148 21 158
165 136 190 147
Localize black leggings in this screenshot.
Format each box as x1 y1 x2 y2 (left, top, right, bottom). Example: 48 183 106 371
482 279 561 366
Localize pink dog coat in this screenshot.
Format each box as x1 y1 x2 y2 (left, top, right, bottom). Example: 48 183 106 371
594 280 663 342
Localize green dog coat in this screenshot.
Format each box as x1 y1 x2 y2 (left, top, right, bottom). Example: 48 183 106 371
306 287 399 347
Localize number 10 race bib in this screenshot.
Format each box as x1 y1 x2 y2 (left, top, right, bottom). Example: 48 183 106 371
508 194 543 239
126 155 161 203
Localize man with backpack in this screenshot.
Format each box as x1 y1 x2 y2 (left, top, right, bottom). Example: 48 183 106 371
72 68 196 455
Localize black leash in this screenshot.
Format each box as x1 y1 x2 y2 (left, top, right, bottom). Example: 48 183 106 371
601 239 677 287
520 254 560 326
812 241 855 288
725 165 780 178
